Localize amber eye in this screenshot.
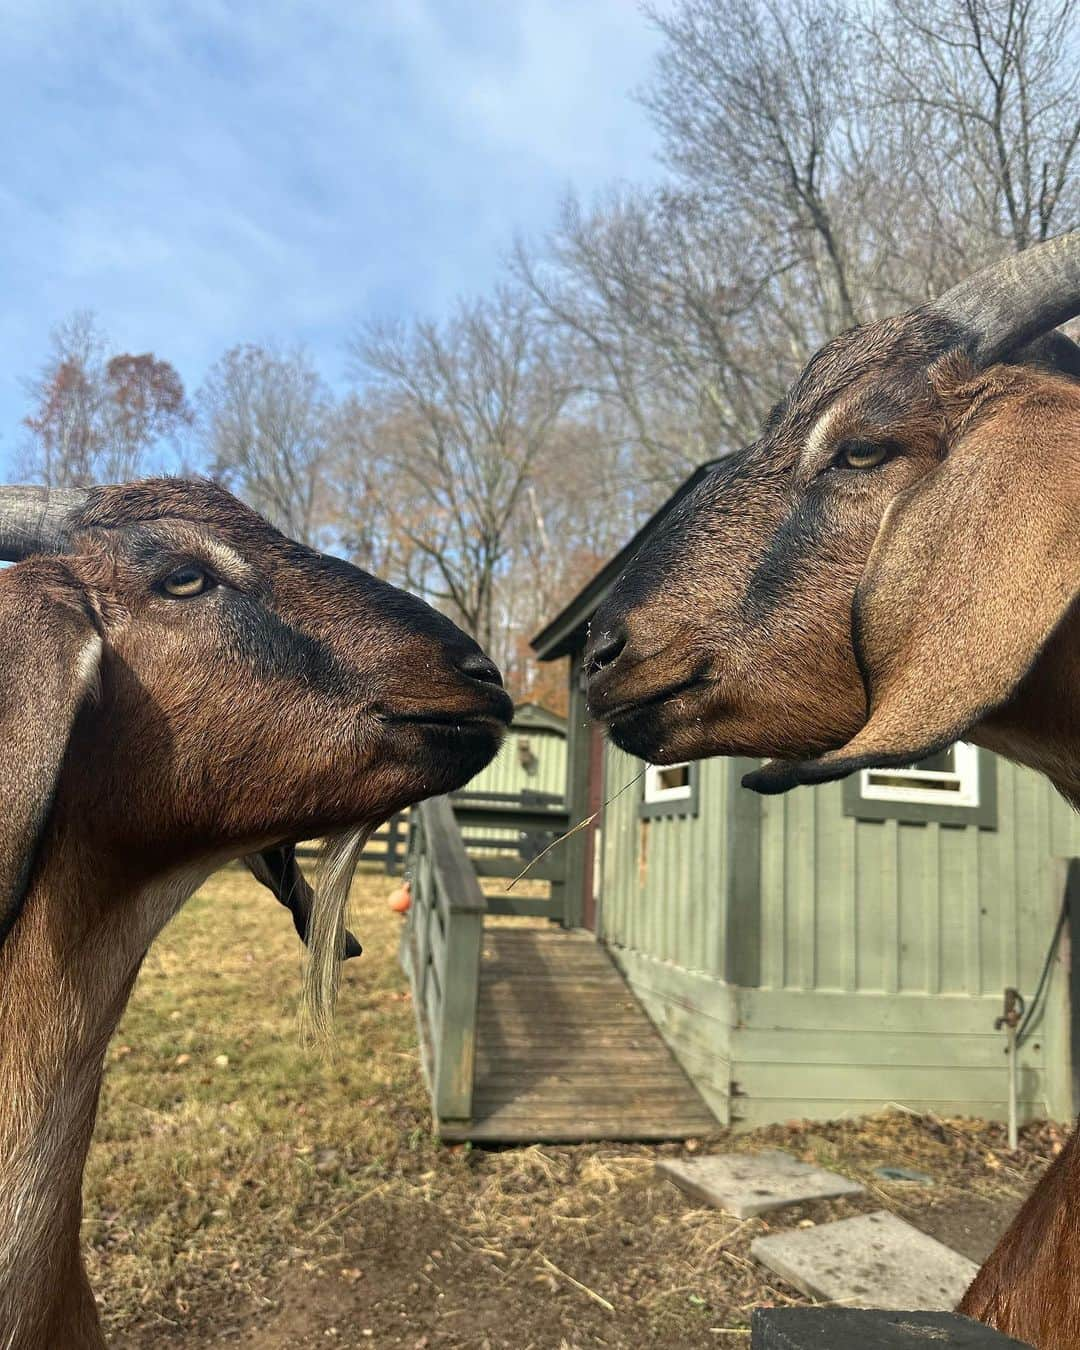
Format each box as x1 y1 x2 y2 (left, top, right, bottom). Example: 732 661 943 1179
839 440 890 470
160 565 213 598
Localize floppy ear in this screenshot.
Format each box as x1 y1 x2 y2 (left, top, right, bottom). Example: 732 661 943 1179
747 366 1080 794
244 843 362 959
0 560 102 947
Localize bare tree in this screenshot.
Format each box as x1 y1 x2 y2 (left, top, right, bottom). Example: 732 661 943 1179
494 405 647 695
99 354 192 482
643 0 866 332
517 192 803 483
20 312 190 487
344 290 581 661
872 0 1080 252
20 313 106 488
517 0 894 479
198 344 332 547
520 0 1079 484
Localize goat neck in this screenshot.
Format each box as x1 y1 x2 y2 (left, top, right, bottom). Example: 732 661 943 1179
0 838 215 1350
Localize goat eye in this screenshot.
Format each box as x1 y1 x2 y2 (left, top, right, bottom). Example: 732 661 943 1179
160 566 213 599
839 441 889 470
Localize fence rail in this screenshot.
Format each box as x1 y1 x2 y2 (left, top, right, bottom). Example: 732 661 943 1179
450 790 570 918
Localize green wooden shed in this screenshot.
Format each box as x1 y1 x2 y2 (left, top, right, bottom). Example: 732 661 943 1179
465 701 567 800
531 464 1080 1130
454 702 567 859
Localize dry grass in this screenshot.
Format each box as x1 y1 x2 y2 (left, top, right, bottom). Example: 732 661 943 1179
85 865 1064 1348
88 865 430 1340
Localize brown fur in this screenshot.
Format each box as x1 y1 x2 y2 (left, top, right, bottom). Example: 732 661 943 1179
586 316 1080 1348
0 479 510 1348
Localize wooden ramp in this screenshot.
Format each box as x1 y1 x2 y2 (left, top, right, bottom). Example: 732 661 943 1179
440 927 720 1143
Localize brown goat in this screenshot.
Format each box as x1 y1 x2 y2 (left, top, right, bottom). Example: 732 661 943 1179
0 478 511 1349
585 233 1080 1350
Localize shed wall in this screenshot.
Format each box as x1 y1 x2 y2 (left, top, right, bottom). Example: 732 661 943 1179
599 749 735 1123
461 720 567 855
467 724 566 799
599 746 1078 1127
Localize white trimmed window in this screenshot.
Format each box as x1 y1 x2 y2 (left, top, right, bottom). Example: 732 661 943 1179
858 743 980 808
644 762 693 804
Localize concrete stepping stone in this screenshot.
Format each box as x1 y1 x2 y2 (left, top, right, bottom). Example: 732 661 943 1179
751 1209 979 1311
657 1149 864 1218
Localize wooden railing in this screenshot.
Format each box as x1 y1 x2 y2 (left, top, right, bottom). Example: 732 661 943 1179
400 796 487 1123
400 789 571 1125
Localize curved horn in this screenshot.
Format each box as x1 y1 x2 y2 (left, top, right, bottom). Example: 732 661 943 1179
0 486 89 563
930 231 1080 367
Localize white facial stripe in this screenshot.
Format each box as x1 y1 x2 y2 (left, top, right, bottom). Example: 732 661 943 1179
194 537 253 583
805 404 842 465
74 634 103 704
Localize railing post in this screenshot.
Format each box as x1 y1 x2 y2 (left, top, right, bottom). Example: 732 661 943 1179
384 811 402 875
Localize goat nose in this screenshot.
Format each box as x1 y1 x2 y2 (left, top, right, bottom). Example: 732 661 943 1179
455 648 504 688
585 623 628 679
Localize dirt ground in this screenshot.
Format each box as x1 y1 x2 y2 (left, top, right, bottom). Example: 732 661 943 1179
92 865 1065 1349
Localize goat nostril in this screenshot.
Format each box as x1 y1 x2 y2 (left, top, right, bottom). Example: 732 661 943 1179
456 649 504 689
586 625 628 678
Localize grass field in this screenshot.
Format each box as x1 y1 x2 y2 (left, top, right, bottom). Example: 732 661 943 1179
87 865 1062 1348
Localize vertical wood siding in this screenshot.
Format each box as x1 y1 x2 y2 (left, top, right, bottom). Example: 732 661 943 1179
467 725 566 799
599 744 1079 1126
754 762 1070 1000
600 748 730 977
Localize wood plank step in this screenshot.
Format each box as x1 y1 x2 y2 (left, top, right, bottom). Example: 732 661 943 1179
448 1117 718 1143
472 1090 711 1112
476 1015 652 1026
474 1075 698 1094
476 1058 663 1070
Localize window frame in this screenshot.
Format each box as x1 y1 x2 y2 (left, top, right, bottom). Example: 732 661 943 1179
842 743 997 828
640 761 700 819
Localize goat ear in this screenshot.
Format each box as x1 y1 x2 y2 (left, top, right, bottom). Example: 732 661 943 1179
244 843 362 959
0 561 102 946
746 369 1080 794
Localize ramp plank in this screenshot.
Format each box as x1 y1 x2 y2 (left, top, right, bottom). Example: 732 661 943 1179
439 927 719 1143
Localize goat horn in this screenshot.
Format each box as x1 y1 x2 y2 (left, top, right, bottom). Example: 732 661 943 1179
0 486 89 563
930 231 1080 367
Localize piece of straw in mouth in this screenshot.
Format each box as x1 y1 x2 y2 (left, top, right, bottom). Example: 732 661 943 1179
505 767 647 891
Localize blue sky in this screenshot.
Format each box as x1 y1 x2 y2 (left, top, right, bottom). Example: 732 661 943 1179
0 0 663 472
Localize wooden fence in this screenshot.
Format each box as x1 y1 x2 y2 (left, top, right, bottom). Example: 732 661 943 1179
451 788 568 918
358 788 568 882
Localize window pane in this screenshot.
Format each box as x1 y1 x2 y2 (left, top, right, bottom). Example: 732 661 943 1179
657 764 690 792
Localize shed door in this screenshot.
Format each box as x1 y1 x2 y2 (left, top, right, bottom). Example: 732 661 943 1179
581 721 606 932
